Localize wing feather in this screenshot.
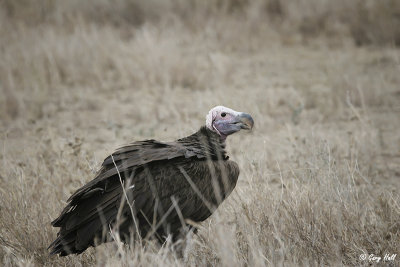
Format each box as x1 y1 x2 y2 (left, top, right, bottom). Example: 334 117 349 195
49 127 236 256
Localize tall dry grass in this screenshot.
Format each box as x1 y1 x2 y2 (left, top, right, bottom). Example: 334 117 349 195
0 1 399 266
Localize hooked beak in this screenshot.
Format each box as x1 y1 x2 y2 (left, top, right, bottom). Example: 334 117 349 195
236 112 254 130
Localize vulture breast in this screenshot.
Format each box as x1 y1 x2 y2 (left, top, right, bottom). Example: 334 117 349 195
49 126 239 256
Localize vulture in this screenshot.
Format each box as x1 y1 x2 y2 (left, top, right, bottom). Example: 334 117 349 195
49 106 254 256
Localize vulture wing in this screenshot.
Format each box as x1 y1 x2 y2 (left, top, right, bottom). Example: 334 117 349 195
49 129 239 256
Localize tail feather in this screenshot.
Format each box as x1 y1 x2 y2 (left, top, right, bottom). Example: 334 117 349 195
49 183 124 256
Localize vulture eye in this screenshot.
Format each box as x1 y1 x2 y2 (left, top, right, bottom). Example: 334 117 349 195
221 112 227 117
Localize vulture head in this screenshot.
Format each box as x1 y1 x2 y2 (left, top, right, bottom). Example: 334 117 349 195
206 106 254 139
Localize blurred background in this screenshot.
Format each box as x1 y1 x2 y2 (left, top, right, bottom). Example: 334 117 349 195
0 1 399 266
1 0 400 124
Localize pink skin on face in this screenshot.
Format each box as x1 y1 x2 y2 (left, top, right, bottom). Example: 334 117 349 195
206 106 254 140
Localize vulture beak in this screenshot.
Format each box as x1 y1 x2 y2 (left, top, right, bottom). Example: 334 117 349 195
236 112 254 130
212 110 254 137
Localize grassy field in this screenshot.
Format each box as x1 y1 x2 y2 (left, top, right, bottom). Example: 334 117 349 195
1 1 399 266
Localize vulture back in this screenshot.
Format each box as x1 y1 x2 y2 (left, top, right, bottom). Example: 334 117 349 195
49 127 239 256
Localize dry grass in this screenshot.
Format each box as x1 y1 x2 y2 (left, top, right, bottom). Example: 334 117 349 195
1 1 400 266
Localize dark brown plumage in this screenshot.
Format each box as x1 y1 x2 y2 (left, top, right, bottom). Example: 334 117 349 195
49 106 254 256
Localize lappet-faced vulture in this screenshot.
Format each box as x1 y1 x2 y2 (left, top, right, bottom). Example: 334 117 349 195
49 106 254 256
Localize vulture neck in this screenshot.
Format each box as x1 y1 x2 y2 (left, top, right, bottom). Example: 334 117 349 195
198 126 227 144
179 126 228 160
